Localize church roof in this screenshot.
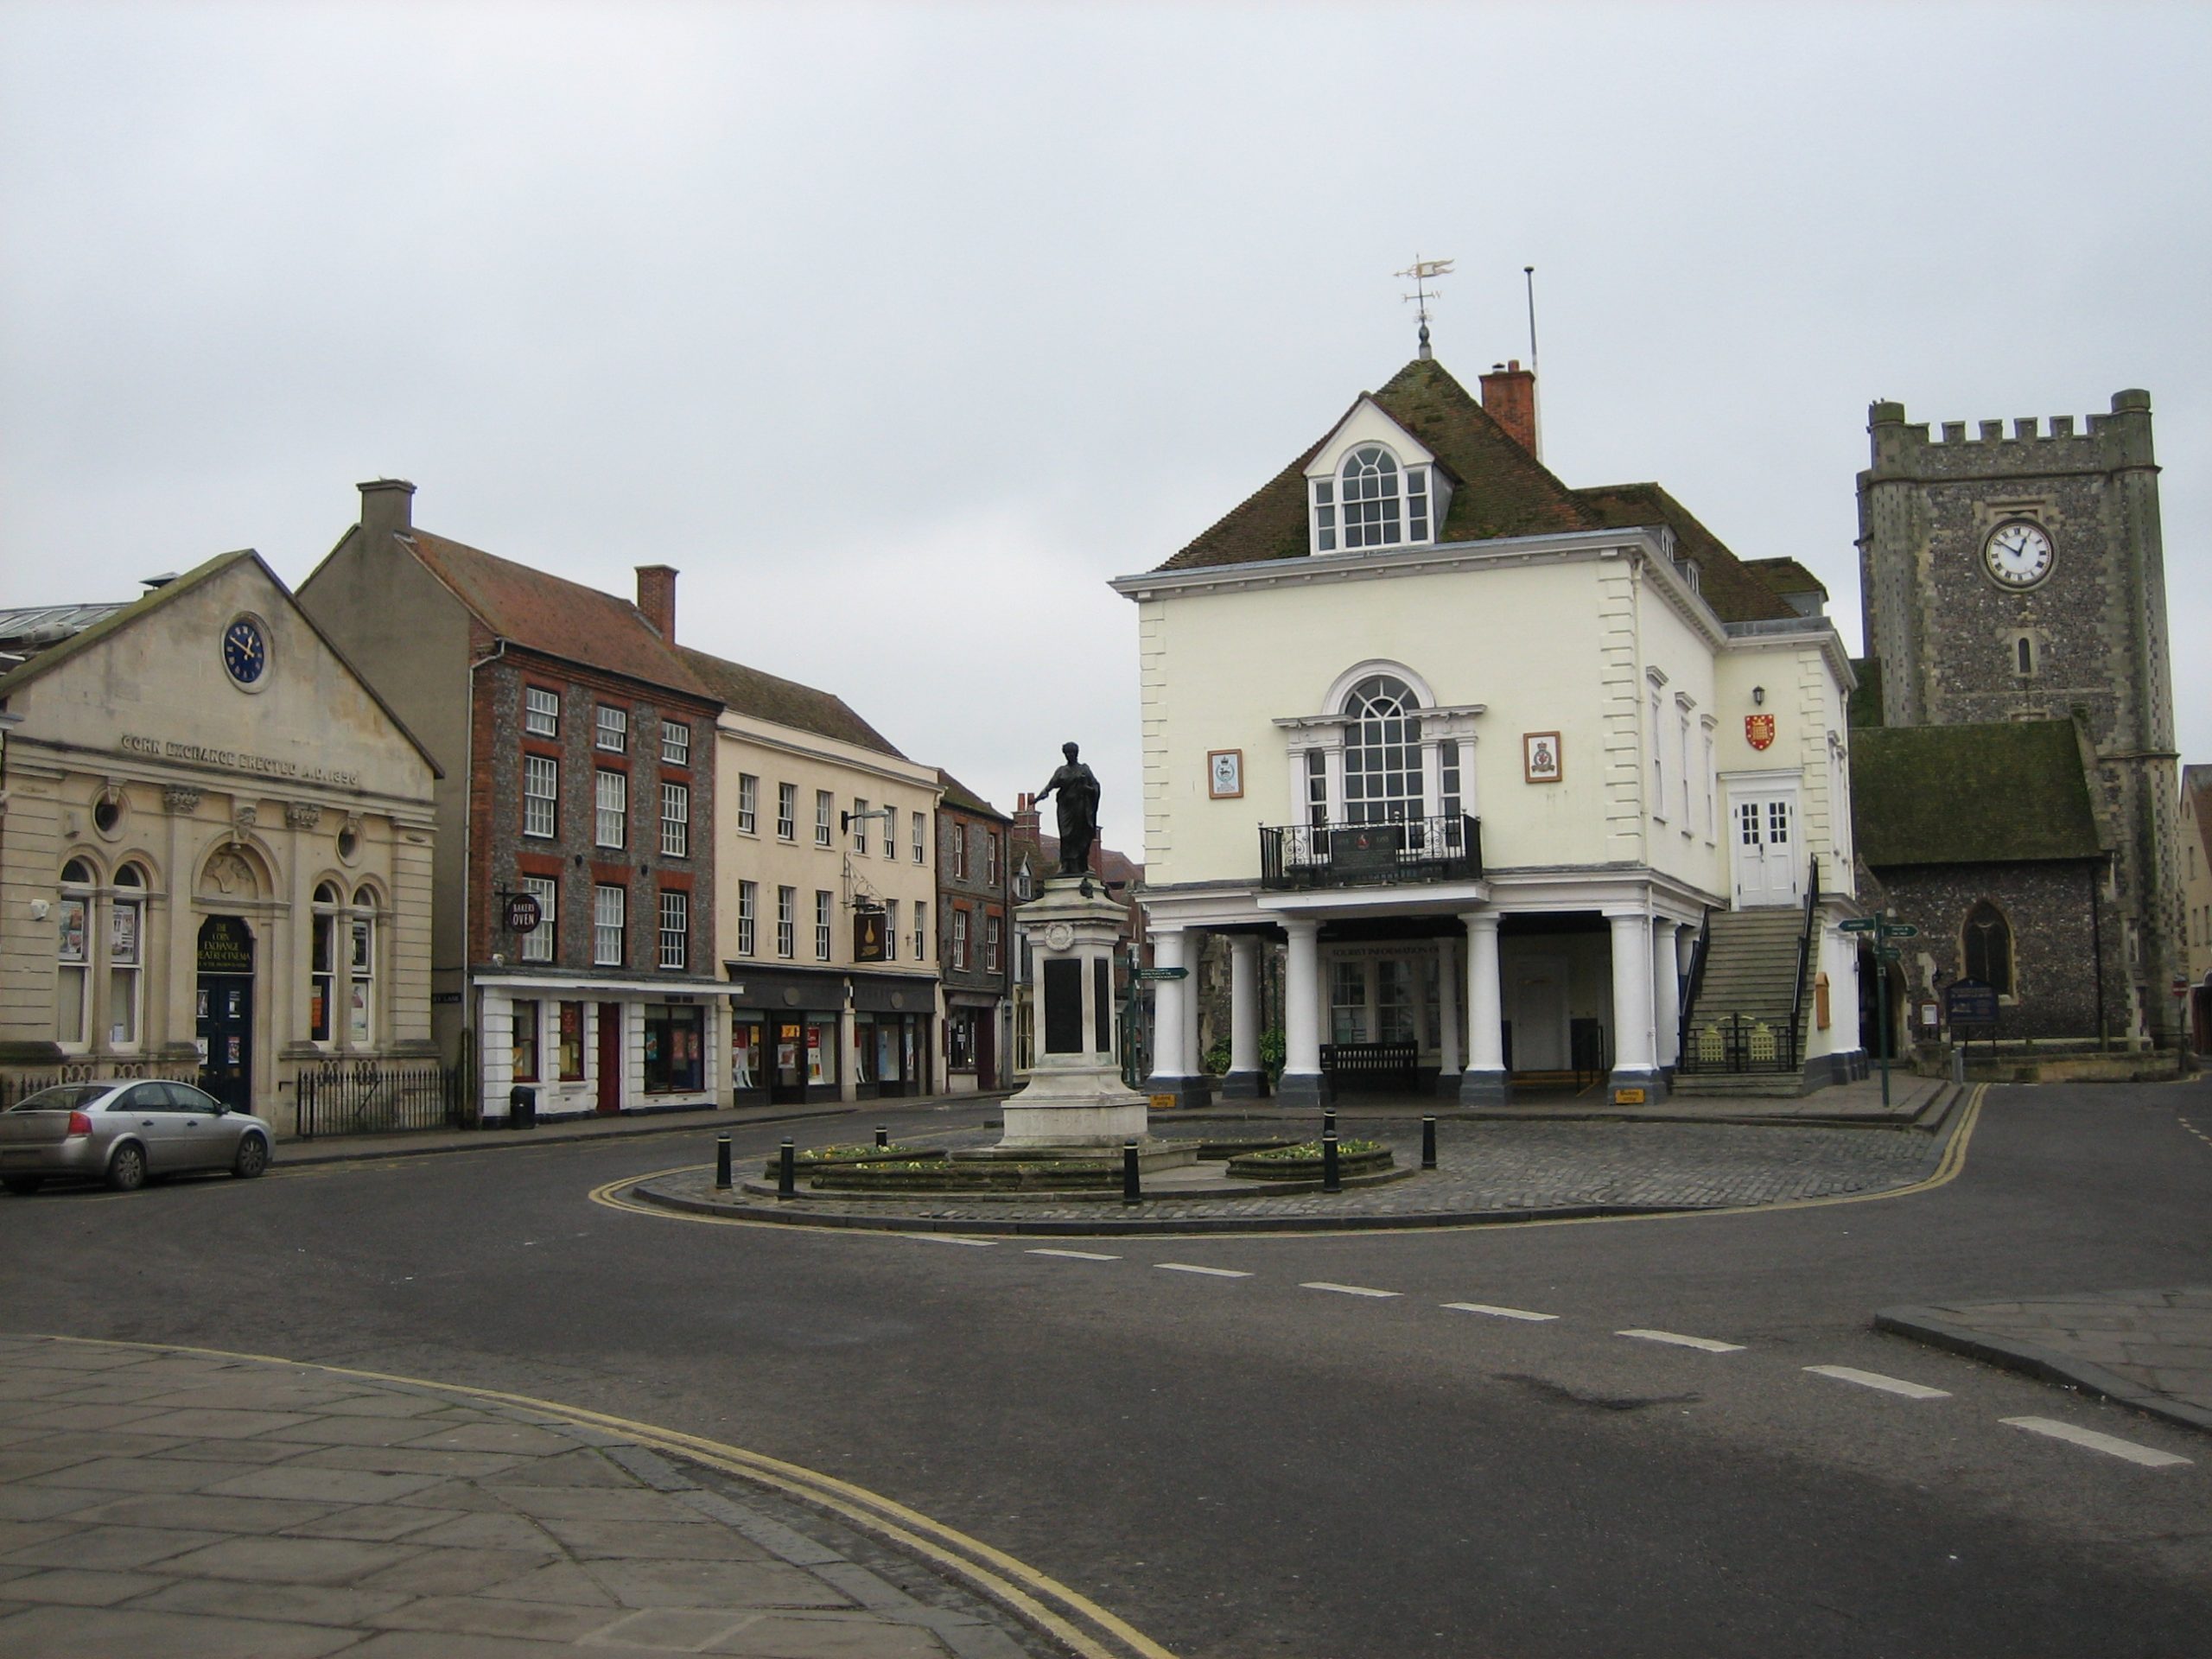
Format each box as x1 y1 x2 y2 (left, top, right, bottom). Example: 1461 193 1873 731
1852 722 2105 867
676 645 908 760
406 530 717 702
1155 357 1795 624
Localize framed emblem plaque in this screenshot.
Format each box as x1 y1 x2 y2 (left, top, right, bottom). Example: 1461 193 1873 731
1207 749 1243 799
1523 732 1562 784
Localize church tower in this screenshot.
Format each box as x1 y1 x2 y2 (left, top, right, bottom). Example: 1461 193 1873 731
1856 391 2183 1041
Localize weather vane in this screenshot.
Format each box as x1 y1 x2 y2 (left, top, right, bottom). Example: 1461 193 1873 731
1398 256 1455 359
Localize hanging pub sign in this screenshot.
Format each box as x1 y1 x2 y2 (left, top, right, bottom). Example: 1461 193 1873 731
504 892 543 934
1745 715 1777 751
853 907 887 963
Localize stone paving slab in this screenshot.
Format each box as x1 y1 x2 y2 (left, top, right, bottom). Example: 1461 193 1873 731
0 1336 1070 1657
1878 1287 2212 1437
645 1113 1957 1236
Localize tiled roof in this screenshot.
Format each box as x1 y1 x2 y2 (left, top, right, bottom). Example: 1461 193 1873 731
1161 358 1591 572
1853 723 2104 866
405 531 715 702
677 645 906 759
1741 556 1829 601
1155 358 1796 626
937 769 1009 821
1573 483 1796 625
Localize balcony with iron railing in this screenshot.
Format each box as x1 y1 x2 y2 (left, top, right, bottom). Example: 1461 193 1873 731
1258 814 1484 892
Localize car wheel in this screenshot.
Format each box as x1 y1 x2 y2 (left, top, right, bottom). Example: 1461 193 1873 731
232 1135 270 1179
106 1142 147 1192
2 1175 42 1195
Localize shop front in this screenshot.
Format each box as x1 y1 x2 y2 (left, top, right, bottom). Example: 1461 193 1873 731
727 965 937 1104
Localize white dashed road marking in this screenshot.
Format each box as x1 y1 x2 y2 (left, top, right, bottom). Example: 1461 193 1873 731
1618 1328 1745 1353
1443 1302 1560 1323
1027 1249 1121 1261
1300 1282 1400 1299
902 1234 995 1248
1804 1364 1951 1400
1156 1263 1253 1279
2000 1417 2193 1467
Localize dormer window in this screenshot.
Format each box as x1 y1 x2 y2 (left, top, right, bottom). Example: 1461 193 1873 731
1312 445 1436 554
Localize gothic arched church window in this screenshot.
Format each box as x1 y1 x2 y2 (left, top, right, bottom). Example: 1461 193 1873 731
1962 900 2015 997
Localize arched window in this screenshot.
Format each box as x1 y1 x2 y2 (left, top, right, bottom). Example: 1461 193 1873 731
2016 636 2035 676
310 882 340 1043
56 860 95 1046
349 887 378 1046
1341 674 1425 825
109 864 146 1048
1961 900 2014 997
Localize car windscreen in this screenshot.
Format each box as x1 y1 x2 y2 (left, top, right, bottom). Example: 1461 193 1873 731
6 1084 112 1113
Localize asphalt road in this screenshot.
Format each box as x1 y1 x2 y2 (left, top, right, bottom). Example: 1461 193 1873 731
5 1079 2210 1657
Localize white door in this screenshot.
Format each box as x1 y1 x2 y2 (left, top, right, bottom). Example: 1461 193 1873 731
1509 957 1569 1071
1730 786 1801 906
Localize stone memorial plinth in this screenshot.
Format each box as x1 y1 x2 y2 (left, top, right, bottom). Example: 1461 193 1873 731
995 876 1149 1150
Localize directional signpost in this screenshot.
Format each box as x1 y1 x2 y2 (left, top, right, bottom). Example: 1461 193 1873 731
1841 913 1918 1106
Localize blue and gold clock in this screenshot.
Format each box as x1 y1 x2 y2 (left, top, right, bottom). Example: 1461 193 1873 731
222 617 267 686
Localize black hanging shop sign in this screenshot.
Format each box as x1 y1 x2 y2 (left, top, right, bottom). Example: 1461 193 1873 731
853 907 887 963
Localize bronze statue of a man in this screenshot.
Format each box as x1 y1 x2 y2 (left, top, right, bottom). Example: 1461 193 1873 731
1037 741 1101 878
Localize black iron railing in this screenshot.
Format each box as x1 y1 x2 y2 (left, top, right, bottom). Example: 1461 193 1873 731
295 1060 464 1140
1676 906 1713 1068
1678 857 1821 1077
1259 815 1483 892
1786 855 1820 1080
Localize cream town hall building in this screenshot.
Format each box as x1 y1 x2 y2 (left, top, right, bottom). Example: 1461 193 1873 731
1112 353 1866 1107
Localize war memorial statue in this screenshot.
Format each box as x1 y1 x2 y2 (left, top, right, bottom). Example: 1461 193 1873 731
1035 741 1101 878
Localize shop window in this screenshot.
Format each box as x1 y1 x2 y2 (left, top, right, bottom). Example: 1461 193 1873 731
1330 960 1365 1043
558 1001 585 1079
644 1003 704 1093
949 1010 976 1071
512 999 541 1082
852 1015 875 1084
1376 958 1415 1043
806 1019 836 1085
56 859 93 1046
1962 901 2014 998
732 1017 763 1091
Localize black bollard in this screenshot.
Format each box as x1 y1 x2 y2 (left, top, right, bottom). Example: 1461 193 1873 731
778 1138 797 1200
1421 1114 1437 1171
875 1125 889 1149
715 1133 733 1191
1322 1130 1342 1193
1323 1107 1338 1141
1122 1140 1141 1206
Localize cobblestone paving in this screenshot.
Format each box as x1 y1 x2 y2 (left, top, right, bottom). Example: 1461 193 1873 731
654 1117 1949 1230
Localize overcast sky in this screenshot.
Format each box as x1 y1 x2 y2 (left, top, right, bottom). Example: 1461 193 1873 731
5 2 2207 847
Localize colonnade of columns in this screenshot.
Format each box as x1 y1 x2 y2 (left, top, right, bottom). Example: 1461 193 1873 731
1145 910 1696 1108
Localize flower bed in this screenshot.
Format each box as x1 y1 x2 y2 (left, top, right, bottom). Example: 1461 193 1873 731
760 1142 925 1178
1224 1138 1394 1181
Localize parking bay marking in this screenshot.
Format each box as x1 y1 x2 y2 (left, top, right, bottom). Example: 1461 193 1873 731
1444 1302 1560 1323
1805 1364 1950 1400
1156 1263 1252 1279
1301 1282 1400 1299
1027 1249 1121 1262
2001 1417 2193 1468
1618 1328 1745 1353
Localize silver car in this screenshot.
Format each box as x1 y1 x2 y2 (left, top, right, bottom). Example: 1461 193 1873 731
0 1080 273 1193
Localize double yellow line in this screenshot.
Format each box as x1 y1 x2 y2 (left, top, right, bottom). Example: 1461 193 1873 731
36 1335 1173 1659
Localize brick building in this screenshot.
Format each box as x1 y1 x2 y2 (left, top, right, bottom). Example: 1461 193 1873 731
935 771 1011 1090
300 481 728 1121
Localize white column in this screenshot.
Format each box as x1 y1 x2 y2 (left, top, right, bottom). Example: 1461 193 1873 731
1184 931 1204 1073
1652 919 1681 1068
1459 911 1506 1103
1435 935 1461 1078
1228 936 1262 1078
1281 918 1325 1104
1608 911 1659 1084
1149 927 1188 1079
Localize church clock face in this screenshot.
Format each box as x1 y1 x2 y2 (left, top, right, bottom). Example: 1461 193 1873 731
1983 520 2055 589
222 616 269 687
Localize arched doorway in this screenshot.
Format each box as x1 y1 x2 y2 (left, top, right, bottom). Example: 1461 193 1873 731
196 915 256 1110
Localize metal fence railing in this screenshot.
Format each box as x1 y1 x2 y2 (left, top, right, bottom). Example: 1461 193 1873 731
295 1060 464 1140
1261 814 1483 892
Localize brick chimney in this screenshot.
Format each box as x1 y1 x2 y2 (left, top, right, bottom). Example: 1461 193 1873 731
357 478 416 543
1478 360 1539 457
635 565 678 641
1012 791 1040 844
